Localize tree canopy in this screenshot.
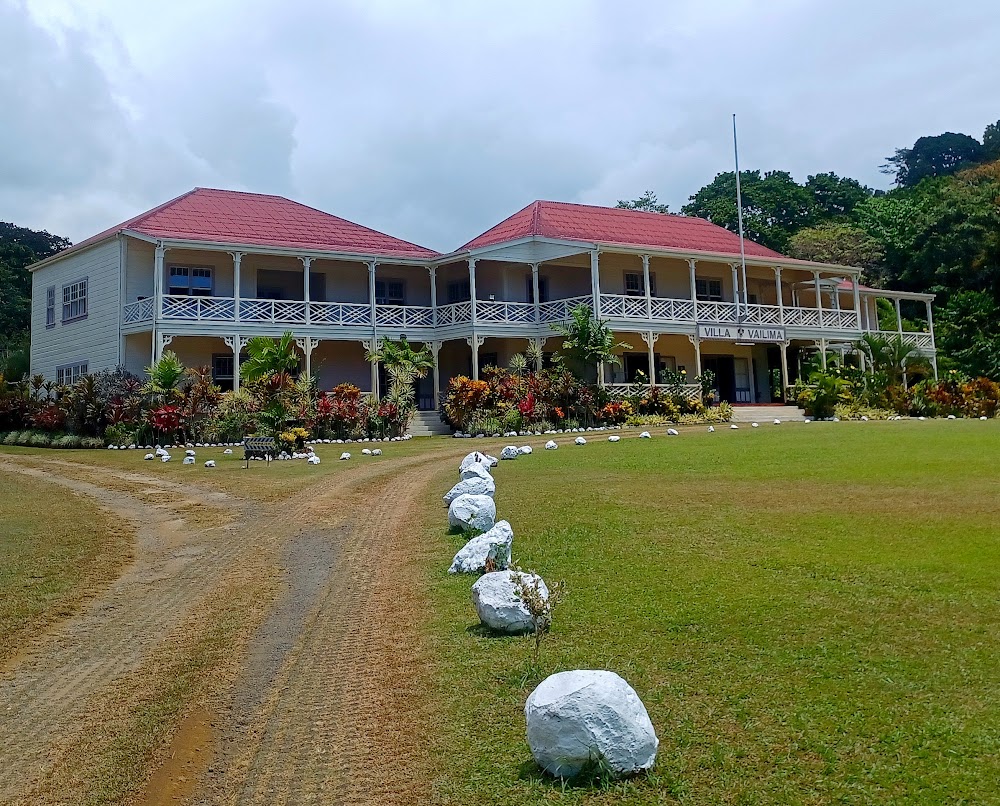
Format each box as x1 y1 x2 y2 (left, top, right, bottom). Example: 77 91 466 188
881 132 985 188
615 190 670 214
0 223 70 344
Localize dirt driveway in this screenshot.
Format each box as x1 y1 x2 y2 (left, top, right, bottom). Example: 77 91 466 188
0 442 471 805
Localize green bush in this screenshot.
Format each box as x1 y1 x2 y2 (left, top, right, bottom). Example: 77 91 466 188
80 436 105 449
3 430 24 445
26 431 52 447
51 434 84 449
104 423 135 446
834 402 896 420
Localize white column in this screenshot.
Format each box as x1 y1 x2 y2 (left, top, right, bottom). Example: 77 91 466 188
731 263 740 319
688 334 702 377
926 299 937 379
367 262 378 394
532 337 543 372
779 341 790 400
225 335 244 393
852 275 861 329
428 266 438 326
819 338 827 370
590 250 601 317
813 271 823 327
468 258 478 324
773 267 784 324
430 340 442 408
468 335 483 381
531 263 541 323
296 337 317 379
641 254 652 319
153 244 165 319
231 251 242 323
895 298 903 333
643 331 657 384
688 259 698 322
301 256 312 325
367 338 380 397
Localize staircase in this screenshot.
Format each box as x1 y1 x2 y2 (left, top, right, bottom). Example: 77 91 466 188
408 410 451 437
730 405 807 423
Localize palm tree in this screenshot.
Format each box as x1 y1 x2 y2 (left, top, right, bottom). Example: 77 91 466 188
365 336 434 398
241 332 300 384
551 304 629 382
855 333 931 387
144 350 186 404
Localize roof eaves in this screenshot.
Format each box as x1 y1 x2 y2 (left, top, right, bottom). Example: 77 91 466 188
157 236 436 265
27 232 120 272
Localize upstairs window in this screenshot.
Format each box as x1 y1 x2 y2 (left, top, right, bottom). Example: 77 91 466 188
62 279 88 321
46 286 55 327
56 362 88 385
168 266 213 296
624 272 656 296
447 279 471 304
525 275 550 303
696 278 723 302
375 279 405 305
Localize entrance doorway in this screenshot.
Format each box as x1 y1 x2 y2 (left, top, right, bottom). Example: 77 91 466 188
702 356 736 404
734 357 752 403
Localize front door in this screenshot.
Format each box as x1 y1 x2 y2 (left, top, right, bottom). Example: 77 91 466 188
734 357 752 403
623 353 649 383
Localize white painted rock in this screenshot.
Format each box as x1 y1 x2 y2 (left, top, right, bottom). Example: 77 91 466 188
707 425 715 433
144 453 154 460
308 455 321 465
443 474 496 505
182 456 195 465
362 448 372 455
608 435 621 443
574 437 586 445
751 422 759 428
948 414 957 420
918 416 926 421
160 455 171 463
155 447 168 457
460 451 498 473
981 416 988 421
448 493 497 532
500 445 520 460
639 431 651 439
518 445 532 455
773 419 781 425
185 449 196 456
730 424 739 430
340 452 351 460
861 415 869 421
472 569 547 633
461 461 493 482
204 460 216 468
544 440 558 450
223 448 233 455
525 670 658 779
666 428 678 436
372 449 382 456
448 520 513 574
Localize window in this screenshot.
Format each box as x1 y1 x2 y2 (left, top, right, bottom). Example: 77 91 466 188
624 272 656 296
375 279 405 305
696 278 723 302
168 265 213 296
46 286 55 327
56 362 88 385
447 279 471 303
212 354 235 392
525 275 550 303
62 279 88 321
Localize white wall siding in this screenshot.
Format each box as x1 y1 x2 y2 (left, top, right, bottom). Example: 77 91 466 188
30 237 122 380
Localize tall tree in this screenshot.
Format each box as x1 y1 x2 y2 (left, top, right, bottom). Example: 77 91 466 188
881 132 984 188
681 170 817 252
983 120 1000 162
615 190 670 214
804 172 874 218
787 222 884 271
0 223 71 342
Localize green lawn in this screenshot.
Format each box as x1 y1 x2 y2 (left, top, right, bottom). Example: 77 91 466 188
425 421 1000 804
0 468 131 663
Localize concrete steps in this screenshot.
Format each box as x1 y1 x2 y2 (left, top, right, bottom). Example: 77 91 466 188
409 410 450 437
730 405 807 423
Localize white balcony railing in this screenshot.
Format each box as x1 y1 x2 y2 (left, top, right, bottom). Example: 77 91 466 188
162 295 236 320
476 300 537 324
695 300 739 324
437 301 473 326
605 382 703 404
875 331 935 350
537 295 592 323
309 301 372 326
375 304 434 328
122 297 154 324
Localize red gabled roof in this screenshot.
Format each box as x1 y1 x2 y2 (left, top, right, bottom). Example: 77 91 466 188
459 200 786 259
63 187 439 260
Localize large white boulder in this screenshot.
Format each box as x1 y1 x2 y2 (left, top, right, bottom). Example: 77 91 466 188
574 437 587 445
460 451 498 473
448 493 497 532
182 456 195 465
525 670 658 779
518 445 532 455
608 435 621 443
460 461 493 482
340 452 351 460
448 520 513 574
307 455 321 465
443 474 496 505
544 440 558 450
471 569 547 633
500 445 520 460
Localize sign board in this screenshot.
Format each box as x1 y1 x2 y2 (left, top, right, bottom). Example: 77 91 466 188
697 323 786 343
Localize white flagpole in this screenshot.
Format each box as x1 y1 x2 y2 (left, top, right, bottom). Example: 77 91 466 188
733 113 749 319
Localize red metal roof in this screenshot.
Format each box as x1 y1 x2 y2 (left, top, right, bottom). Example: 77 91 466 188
459 200 786 259
66 187 439 260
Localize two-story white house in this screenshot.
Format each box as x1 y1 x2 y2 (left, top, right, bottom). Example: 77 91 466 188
29 188 936 407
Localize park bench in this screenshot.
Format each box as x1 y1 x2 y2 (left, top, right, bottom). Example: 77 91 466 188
243 435 276 467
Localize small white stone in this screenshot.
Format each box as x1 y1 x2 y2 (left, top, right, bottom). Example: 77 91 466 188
161 455 171 462
861 415 869 421
574 436 586 445
444 475 496 505
667 428 678 436
472 569 547 633
448 494 497 532
947 414 957 420
307 455 321 464
751 422 759 428
773 419 781 425
340 452 351 460
544 440 558 450
639 431 651 439
707 425 715 433
372 449 382 456
182 456 195 465
608 435 621 442
518 445 532 455
730 424 739 429
918 416 926 421
449 520 513 574
361 448 372 455
980 416 988 421
204 460 216 468
500 445 520 460
143 453 154 460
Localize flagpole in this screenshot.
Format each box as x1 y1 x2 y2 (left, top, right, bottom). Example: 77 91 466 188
733 113 749 319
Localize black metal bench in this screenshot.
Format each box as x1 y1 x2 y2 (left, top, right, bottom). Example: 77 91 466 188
243 436 276 467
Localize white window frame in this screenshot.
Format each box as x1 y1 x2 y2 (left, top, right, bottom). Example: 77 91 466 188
46 286 55 327
56 362 88 385
696 277 723 302
447 279 471 304
61 278 88 322
168 265 214 297
375 278 406 306
624 271 656 297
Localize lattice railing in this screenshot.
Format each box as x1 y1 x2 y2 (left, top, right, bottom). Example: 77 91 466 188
537 295 593 323
783 307 821 327
375 304 434 328
122 298 154 324
161 295 235 320
475 300 537 323
696 301 739 323
876 331 934 350
436 301 473 325
741 304 783 325
309 301 372 325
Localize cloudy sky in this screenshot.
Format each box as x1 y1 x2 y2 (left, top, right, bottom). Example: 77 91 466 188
3 0 998 251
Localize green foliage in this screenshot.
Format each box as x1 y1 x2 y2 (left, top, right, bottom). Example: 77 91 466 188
615 190 670 214
144 351 185 399
366 336 433 403
787 222 884 270
984 120 1000 162
882 132 985 188
241 332 300 384
0 221 71 340
552 304 629 381
936 290 1000 378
